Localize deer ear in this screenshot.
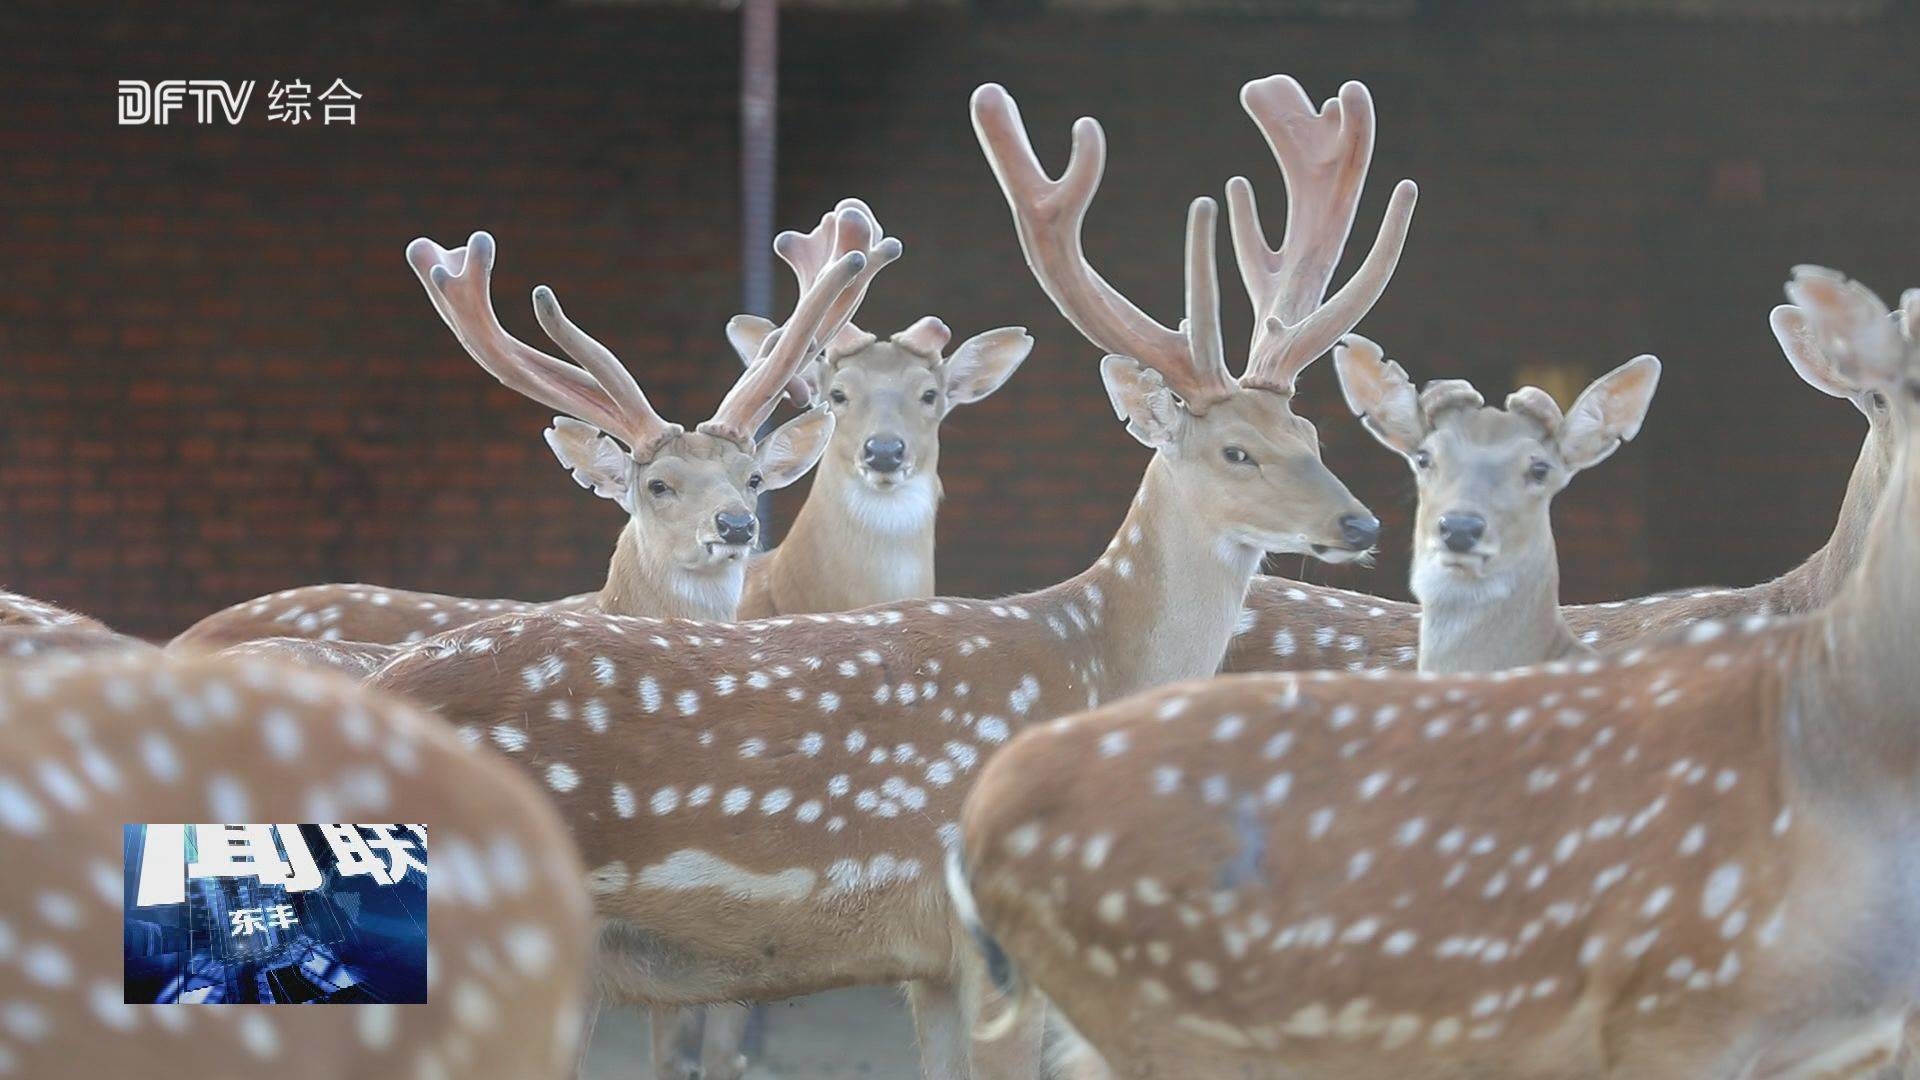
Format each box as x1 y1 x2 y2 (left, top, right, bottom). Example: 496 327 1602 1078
545 417 636 510
1557 354 1661 471
942 327 1033 407
754 407 836 491
1333 335 1425 458
1771 305 1854 400
1100 354 1187 448
1785 265 1905 389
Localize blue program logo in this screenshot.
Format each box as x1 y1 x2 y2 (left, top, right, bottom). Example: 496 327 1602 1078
122 824 428 1004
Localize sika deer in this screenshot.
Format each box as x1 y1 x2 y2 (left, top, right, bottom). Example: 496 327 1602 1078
366 73 1415 1079
0 588 150 659
1333 337 1661 672
736 199 1034 618
173 217 879 651
953 265 1920 1078
699 200 1032 1075
1224 299 1896 674
0 648 593 1079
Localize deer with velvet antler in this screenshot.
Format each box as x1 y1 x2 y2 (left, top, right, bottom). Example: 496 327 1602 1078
171 212 880 659
952 265 1920 1078
733 199 1034 619
361 74 1415 1078
1223 299 1898 676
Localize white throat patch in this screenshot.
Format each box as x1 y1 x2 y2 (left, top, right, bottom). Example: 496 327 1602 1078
843 476 940 536
670 561 747 620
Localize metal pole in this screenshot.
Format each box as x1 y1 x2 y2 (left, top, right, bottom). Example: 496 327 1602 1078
742 0 779 544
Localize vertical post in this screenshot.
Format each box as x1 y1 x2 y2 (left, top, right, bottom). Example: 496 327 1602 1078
742 0 780 544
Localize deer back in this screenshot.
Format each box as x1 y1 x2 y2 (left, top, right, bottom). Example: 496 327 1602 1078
369 587 1109 995
171 584 561 651
218 635 402 677
958 619 1872 1076
1226 578 1822 677
0 649 593 1078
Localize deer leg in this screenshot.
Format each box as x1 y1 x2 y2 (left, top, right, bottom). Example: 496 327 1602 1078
958 967 1045 1080
698 1003 751 1080
1043 1013 1116 1080
573 996 602 1078
966 1001 1044 1079
907 978 971 1079
649 1005 704 1080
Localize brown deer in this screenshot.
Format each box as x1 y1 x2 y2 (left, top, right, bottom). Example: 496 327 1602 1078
678 200 1032 1076
952 264 1920 1079
736 199 1034 618
1333 336 1661 672
172 219 877 651
0 647 593 1079
365 73 1415 1079
0 589 151 659
1223 299 1896 675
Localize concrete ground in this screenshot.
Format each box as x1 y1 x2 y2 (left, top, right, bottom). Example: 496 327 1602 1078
580 987 922 1079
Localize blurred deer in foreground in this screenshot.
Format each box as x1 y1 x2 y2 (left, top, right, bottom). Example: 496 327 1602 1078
0 588 151 659
172 218 876 655
955 265 1920 1078
365 73 1414 1079
1223 296 1897 675
737 199 1033 618
0 648 592 1078
1334 338 1661 672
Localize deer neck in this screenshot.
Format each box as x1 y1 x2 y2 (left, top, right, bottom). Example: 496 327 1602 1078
1772 415 1894 615
1793 413 1920 788
595 519 744 622
1071 455 1263 700
1415 535 1581 674
760 454 939 614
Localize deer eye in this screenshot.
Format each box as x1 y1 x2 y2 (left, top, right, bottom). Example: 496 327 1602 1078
1527 459 1550 483
1413 449 1433 470
747 473 764 491
1870 391 1889 409
829 389 849 405
647 478 672 497
1221 446 1253 466
921 389 939 405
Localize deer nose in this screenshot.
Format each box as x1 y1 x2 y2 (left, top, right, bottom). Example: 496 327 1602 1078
1338 513 1380 550
1438 512 1486 554
862 435 907 473
714 511 757 547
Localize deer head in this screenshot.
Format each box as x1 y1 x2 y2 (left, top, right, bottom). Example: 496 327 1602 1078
1774 269 1918 421
972 77 1418 562
1336 336 1660 606
727 199 1033 519
406 226 868 583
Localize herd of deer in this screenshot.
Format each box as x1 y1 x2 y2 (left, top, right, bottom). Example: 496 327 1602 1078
0 71 1915 1080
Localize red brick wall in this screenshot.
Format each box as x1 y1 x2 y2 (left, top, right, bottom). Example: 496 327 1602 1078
2 3 1915 638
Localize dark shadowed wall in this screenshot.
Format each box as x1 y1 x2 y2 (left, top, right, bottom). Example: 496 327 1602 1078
2 2 1915 638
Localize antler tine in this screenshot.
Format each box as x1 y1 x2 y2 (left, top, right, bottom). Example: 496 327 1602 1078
703 249 867 444
1229 77 1419 393
406 232 675 453
531 285 679 453
1229 78 1373 326
971 83 1236 411
1184 196 1228 387
769 201 902 361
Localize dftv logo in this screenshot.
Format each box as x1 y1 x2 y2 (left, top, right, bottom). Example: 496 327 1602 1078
117 80 255 125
